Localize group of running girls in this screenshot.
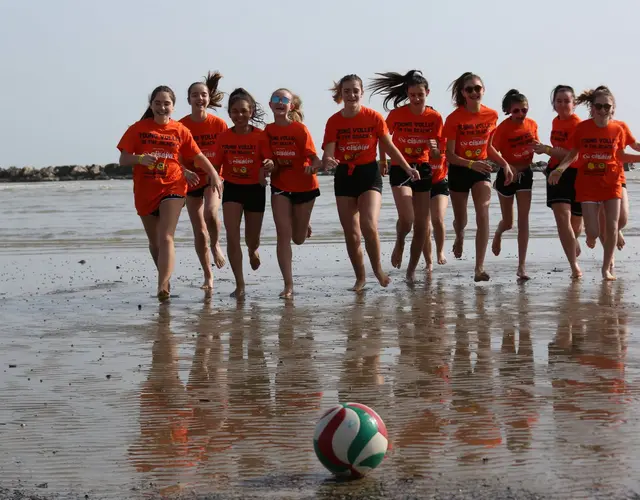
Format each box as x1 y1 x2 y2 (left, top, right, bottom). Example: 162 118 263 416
117 70 640 301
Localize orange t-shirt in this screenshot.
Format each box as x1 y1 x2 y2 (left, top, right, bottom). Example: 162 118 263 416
571 119 626 202
548 114 582 169
431 137 448 184
117 119 200 216
179 114 228 189
385 105 443 164
442 105 498 163
491 117 539 166
212 127 273 185
322 106 388 166
265 121 319 193
614 120 636 184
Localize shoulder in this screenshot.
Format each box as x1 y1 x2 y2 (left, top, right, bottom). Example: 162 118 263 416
362 106 385 121
178 115 191 125
481 105 499 119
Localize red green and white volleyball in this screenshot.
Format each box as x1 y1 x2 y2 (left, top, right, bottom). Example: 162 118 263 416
313 402 388 478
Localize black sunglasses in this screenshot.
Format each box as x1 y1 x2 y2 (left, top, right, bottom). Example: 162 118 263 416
593 103 612 112
511 107 529 115
464 85 483 94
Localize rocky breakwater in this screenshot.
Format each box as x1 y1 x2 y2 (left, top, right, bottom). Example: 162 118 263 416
0 164 133 182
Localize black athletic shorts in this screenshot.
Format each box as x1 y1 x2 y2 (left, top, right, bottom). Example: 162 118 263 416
430 179 450 198
271 186 320 205
187 185 207 198
545 167 582 217
334 162 383 198
150 194 185 217
222 181 266 213
448 164 491 193
495 167 533 197
389 163 432 192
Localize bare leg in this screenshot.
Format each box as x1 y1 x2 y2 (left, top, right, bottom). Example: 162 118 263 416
357 190 390 288
272 195 294 298
582 203 600 250
602 199 621 280
406 191 430 282
471 181 492 281
515 190 532 280
571 215 583 257
186 196 213 289
244 210 264 271
430 194 448 265
203 187 226 268
155 198 185 300
618 187 628 250
492 194 514 257
390 186 414 269
450 191 469 259
223 202 245 298
552 204 582 279
336 196 366 291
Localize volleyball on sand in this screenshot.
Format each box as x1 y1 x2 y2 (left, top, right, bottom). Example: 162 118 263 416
313 402 388 478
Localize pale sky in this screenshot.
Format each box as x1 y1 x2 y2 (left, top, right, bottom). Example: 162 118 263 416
1 0 638 168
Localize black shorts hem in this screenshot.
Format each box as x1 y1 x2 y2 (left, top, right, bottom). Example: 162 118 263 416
334 162 383 198
448 164 491 193
186 185 207 198
271 187 320 205
222 181 266 213
389 163 432 192
150 194 186 217
430 179 450 198
494 168 533 197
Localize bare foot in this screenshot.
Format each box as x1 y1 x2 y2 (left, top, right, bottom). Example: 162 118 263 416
200 275 214 290
474 270 490 282
492 232 502 256
307 225 312 239
617 230 625 251
279 286 293 299
575 239 581 257
213 244 226 269
349 279 367 292
405 270 416 284
437 252 447 265
517 268 530 281
602 268 617 281
571 265 583 280
586 236 596 249
249 250 261 270
391 240 404 269
230 286 245 299
374 269 391 288
452 233 464 259
426 259 433 273
157 289 170 302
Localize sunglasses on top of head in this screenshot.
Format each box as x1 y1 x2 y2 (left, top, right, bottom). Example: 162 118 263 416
464 85 483 94
511 107 528 115
271 95 291 104
593 103 612 112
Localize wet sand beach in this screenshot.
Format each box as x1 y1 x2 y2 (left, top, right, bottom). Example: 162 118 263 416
2 176 640 499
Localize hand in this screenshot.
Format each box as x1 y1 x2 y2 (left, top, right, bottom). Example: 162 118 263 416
428 139 441 159
323 156 339 172
259 168 268 187
548 168 564 185
502 165 514 186
407 167 420 182
305 157 322 175
469 160 493 174
209 172 223 197
379 160 388 176
138 154 157 167
183 169 200 187
262 159 275 173
532 142 549 155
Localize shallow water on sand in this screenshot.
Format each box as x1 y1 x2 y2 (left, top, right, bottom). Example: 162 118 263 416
1 176 640 499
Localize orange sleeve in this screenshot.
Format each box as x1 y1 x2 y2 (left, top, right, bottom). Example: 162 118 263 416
299 124 317 158
442 114 456 141
533 121 540 142
259 132 273 160
385 111 396 134
621 122 636 146
435 114 444 140
568 124 580 150
117 123 138 153
322 116 337 149
491 125 503 151
179 127 202 161
375 111 389 137
211 136 224 167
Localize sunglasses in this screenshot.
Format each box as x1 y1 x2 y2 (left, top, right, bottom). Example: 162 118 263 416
511 107 528 115
464 85 483 94
593 103 612 112
270 95 291 104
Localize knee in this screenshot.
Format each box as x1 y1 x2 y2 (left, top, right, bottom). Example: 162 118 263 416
585 224 599 240
397 215 414 234
204 210 218 226
158 232 174 247
503 218 514 231
195 228 209 244
292 234 306 246
360 218 378 238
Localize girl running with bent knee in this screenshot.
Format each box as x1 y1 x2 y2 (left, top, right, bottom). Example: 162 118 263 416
443 72 511 282
211 88 274 298
266 88 322 299
489 89 539 281
533 85 583 280
369 69 443 281
180 71 229 290
117 86 222 301
322 74 420 291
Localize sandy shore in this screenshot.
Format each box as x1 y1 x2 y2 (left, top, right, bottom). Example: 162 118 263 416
1 238 640 499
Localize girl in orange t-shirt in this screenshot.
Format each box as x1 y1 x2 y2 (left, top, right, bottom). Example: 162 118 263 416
489 89 539 281
179 72 229 290
533 85 583 280
554 86 640 280
210 88 274 299
117 85 222 301
443 72 511 282
369 69 445 281
265 88 321 299
322 74 420 292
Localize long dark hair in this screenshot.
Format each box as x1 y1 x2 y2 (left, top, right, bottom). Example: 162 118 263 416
141 86 176 120
188 71 224 109
228 88 266 125
448 72 483 108
368 70 429 111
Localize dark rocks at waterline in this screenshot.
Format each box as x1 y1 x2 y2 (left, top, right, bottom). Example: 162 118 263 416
0 161 635 183
0 164 133 182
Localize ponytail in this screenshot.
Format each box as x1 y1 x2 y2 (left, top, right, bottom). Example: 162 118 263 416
288 93 304 122
501 89 527 114
140 85 176 121
368 69 429 111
